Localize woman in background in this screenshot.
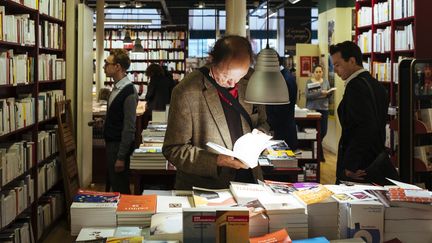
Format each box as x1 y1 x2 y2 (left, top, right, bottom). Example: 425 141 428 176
145 63 175 112
305 65 332 161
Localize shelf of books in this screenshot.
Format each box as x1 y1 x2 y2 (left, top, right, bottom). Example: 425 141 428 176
355 0 432 176
0 0 66 242
398 58 432 190
93 28 187 99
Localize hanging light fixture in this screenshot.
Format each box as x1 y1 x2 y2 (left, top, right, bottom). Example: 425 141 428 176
123 30 133 43
245 0 289 105
123 8 133 45
132 37 144 52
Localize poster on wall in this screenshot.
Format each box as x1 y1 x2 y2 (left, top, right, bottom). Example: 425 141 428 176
300 56 312 77
327 20 336 116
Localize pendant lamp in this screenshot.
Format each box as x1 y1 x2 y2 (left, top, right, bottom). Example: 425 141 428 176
123 30 133 44
132 37 144 52
245 0 289 105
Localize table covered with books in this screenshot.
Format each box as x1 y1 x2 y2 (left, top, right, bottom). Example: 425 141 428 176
72 179 432 243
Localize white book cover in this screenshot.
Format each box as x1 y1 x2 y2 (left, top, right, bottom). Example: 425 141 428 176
206 129 277 168
192 187 237 208
75 227 116 241
156 195 191 213
229 181 271 205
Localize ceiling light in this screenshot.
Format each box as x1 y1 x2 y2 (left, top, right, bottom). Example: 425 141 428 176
119 2 127 8
135 1 143 8
104 3 108 8
289 0 301 4
123 30 133 44
245 0 289 105
198 1 205 8
132 38 144 53
245 24 249 29
245 48 289 104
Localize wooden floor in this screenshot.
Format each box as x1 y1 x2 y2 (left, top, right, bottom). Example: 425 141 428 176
42 149 337 243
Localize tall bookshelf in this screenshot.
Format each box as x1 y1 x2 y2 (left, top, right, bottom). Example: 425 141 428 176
355 0 432 175
0 0 66 242
93 27 187 94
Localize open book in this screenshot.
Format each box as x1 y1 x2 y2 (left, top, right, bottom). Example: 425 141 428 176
206 129 278 168
327 87 337 93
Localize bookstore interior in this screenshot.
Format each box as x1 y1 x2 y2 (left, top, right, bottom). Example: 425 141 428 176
0 0 432 242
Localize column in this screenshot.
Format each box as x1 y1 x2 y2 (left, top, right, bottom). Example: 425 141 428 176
225 0 246 37
95 0 104 93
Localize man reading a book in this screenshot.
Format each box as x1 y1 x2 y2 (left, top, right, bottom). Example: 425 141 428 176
330 41 389 183
163 35 269 190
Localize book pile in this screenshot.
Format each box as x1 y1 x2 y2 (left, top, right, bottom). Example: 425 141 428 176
116 194 157 227
306 198 339 240
263 194 308 240
131 122 167 170
263 141 298 168
70 190 120 236
130 145 166 170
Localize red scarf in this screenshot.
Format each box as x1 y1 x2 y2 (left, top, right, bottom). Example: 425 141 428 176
217 84 239 106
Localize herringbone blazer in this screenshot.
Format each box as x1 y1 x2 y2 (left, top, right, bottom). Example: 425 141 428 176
162 69 269 190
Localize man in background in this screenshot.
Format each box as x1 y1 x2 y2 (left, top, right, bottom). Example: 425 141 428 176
266 55 298 150
103 49 138 194
330 41 388 183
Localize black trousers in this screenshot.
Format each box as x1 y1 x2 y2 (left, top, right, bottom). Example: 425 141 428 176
106 141 131 194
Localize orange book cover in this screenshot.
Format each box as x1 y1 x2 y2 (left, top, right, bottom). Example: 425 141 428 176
117 194 157 214
250 229 292 243
387 188 432 203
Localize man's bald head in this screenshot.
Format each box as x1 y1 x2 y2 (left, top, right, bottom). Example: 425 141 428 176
209 35 254 66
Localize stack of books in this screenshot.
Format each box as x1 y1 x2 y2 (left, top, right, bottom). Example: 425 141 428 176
116 194 157 227
131 122 167 170
263 141 298 169
70 190 120 236
130 145 166 170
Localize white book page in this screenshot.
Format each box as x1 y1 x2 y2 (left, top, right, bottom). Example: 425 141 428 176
206 142 236 157
207 129 277 168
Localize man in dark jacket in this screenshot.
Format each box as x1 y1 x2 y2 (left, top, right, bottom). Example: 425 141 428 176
266 56 298 150
330 41 388 183
103 49 138 193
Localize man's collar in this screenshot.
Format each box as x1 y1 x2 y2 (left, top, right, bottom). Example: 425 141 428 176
345 68 368 86
114 75 130 89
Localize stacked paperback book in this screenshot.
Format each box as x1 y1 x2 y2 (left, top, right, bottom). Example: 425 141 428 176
116 194 157 227
70 190 120 236
130 122 167 170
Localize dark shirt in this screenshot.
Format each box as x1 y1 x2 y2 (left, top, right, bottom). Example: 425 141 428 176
145 74 175 111
266 68 298 150
219 87 255 184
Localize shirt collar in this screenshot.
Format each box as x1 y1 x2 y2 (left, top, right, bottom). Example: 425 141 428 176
345 68 368 86
114 76 130 90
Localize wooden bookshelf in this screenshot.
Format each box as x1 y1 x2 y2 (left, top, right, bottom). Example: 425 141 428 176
0 0 66 241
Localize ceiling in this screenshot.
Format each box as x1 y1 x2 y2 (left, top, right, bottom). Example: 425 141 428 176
85 0 317 26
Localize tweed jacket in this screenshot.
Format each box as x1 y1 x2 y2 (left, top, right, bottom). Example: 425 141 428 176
162 69 270 190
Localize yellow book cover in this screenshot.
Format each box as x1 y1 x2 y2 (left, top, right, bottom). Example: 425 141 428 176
106 236 143 243
293 184 333 205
